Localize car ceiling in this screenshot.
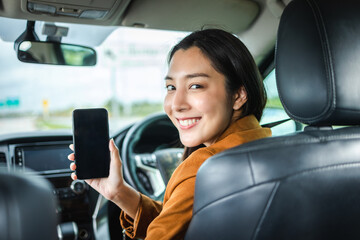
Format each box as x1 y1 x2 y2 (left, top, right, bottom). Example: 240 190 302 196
0 0 291 66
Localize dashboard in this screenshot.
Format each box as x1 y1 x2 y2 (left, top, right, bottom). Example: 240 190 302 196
0 131 98 240
0 114 180 240
13 142 71 174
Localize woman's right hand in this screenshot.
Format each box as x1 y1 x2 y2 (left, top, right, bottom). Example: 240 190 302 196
68 139 125 201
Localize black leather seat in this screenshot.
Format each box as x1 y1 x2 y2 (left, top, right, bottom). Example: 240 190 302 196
0 168 58 240
185 0 360 239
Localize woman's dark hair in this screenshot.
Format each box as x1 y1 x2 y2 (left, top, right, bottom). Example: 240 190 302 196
168 29 267 160
169 28 266 121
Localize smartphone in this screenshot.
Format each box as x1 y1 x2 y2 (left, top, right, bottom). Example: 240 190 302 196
72 108 110 179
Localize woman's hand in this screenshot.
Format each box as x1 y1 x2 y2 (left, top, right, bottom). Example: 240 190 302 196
68 139 141 218
68 139 124 201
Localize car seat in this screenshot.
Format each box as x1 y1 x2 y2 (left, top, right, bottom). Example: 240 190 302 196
185 0 360 239
0 168 58 240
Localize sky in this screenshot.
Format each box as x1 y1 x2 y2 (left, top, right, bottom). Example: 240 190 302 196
0 21 286 135
0 26 188 115
0 20 278 117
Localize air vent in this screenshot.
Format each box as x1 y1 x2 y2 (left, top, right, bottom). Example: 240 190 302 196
0 152 6 164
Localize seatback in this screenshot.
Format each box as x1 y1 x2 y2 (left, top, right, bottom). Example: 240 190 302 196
185 0 360 239
0 169 58 240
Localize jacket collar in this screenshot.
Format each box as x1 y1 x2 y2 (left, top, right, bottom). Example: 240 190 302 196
216 114 263 143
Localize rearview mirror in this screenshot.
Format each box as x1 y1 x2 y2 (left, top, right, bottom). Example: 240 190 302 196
17 41 97 66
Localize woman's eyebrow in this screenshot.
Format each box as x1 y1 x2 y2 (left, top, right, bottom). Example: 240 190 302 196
165 73 209 80
186 73 210 79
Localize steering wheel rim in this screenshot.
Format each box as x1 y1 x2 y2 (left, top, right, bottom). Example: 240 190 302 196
121 113 182 200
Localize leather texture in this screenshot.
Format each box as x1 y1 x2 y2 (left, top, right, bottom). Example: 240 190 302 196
186 128 360 239
276 0 360 125
0 169 58 240
185 0 360 239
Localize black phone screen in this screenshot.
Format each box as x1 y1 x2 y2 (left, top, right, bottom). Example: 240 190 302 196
72 108 110 179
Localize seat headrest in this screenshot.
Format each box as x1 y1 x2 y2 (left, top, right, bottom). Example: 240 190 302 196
0 170 58 240
276 0 360 126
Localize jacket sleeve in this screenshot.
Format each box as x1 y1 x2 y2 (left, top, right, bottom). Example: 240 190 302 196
120 193 163 239
120 148 212 239
119 176 196 239
144 176 196 240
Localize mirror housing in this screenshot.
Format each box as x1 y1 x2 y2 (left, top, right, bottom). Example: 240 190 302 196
17 41 97 66
14 21 97 66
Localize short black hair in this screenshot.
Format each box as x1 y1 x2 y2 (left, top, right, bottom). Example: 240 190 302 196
168 29 267 121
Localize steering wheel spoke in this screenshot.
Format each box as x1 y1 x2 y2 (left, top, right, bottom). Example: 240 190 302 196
121 113 181 201
134 153 157 169
133 153 165 198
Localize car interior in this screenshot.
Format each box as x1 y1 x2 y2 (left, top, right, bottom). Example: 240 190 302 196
186 0 360 239
0 0 359 239
0 169 58 239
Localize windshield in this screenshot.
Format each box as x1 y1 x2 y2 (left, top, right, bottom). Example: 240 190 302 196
0 27 188 134
0 22 296 136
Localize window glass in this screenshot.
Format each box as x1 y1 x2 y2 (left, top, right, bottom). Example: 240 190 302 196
1 24 301 136
0 27 188 135
261 69 302 135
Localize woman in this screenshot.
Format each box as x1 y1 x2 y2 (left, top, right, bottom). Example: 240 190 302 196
68 29 271 239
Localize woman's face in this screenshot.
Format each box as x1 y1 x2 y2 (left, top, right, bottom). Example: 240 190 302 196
164 46 244 147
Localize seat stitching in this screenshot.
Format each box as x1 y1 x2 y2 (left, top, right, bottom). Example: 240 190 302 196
192 182 276 215
251 181 280 240
247 152 255 185
306 0 336 119
284 162 360 181
211 132 360 157
253 162 360 189
193 162 360 215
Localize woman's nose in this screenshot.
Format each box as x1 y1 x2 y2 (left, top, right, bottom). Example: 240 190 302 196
172 89 190 112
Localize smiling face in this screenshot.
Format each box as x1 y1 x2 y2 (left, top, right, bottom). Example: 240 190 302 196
164 46 246 147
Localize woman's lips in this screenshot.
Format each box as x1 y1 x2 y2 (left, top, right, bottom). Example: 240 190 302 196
177 117 201 129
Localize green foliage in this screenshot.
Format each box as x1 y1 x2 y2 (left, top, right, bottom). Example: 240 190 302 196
31 101 163 130
105 100 163 117
266 97 283 109
131 101 163 116
50 108 74 117
35 117 71 130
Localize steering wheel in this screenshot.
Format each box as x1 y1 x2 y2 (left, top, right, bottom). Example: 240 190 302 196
121 113 183 200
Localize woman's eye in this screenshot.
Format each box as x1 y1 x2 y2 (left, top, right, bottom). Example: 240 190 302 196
166 85 175 91
190 84 202 89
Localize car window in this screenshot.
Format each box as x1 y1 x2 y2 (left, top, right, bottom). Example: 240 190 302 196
0 27 188 135
1 27 298 136
261 69 302 135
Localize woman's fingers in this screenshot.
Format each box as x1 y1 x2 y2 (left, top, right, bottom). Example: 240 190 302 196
71 172 78 180
70 162 76 171
68 153 75 161
68 144 76 179
109 139 122 167
109 138 117 152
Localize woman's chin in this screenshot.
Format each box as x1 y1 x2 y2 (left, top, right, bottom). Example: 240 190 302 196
180 137 202 148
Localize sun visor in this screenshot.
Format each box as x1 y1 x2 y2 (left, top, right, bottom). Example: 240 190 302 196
121 0 260 33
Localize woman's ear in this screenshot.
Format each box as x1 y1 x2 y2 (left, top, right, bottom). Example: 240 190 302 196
233 86 247 110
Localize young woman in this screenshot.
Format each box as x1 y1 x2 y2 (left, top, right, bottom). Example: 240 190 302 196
68 29 271 239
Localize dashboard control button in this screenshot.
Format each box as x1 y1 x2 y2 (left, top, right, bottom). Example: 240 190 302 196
70 180 87 195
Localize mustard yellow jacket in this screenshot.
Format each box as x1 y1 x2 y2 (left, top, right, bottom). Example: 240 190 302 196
120 115 271 239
